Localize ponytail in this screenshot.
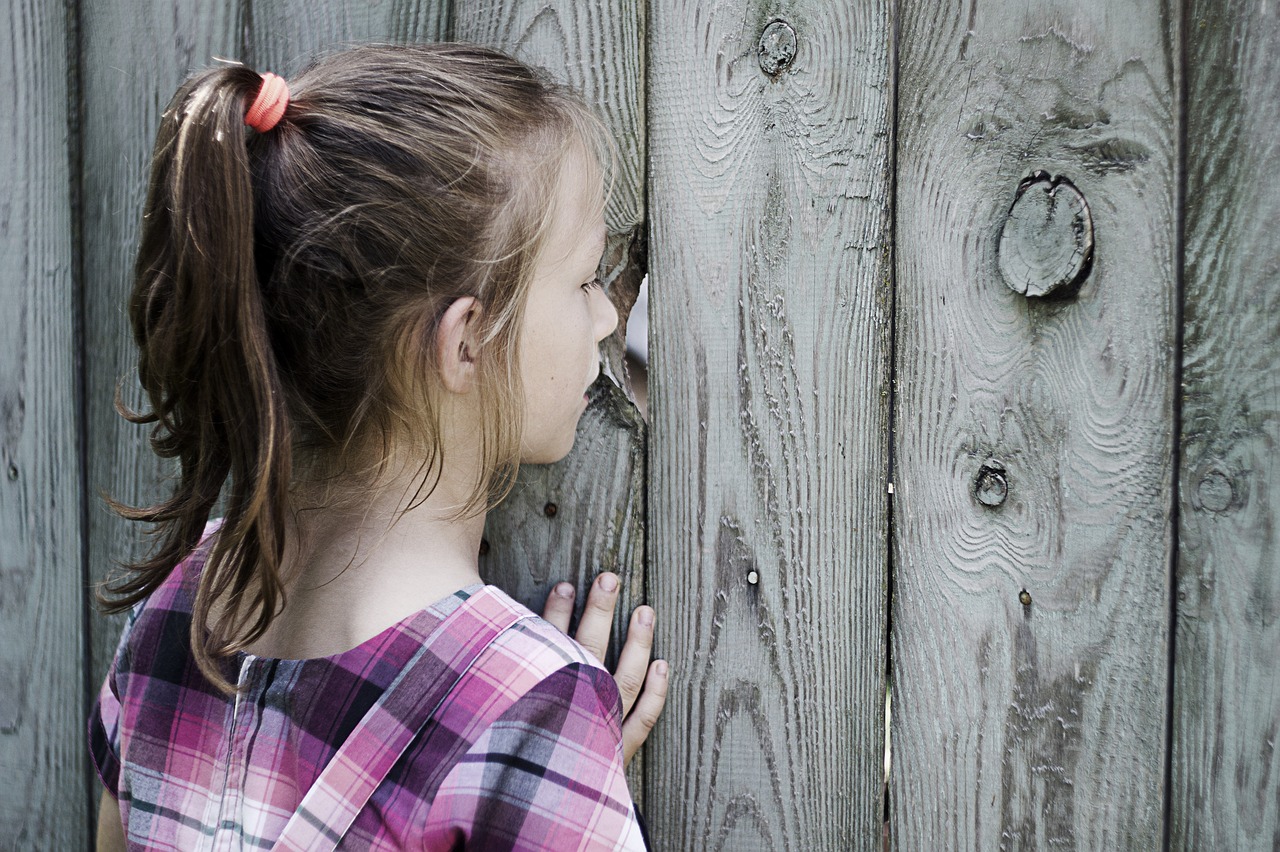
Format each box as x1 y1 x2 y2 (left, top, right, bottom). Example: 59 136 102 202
103 66 292 691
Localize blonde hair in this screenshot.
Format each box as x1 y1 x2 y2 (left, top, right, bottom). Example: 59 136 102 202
103 43 613 690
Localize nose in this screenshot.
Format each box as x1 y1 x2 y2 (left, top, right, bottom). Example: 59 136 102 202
591 284 619 343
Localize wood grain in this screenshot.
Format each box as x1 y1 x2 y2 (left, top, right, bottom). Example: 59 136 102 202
80 0 243 718
454 0 650 799
892 1 1179 848
249 0 449 74
1172 2 1280 848
647 1 893 848
0 0 87 846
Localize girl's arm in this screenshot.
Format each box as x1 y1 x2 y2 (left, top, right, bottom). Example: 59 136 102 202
96 791 125 852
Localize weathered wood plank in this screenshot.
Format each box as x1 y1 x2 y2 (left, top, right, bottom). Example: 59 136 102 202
81 0 243 717
891 2 1179 848
1172 2 1280 848
647 3 893 848
0 0 86 847
249 0 449 73
454 0 650 800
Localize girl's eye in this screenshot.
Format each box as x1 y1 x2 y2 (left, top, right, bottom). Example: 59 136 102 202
582 277 603 292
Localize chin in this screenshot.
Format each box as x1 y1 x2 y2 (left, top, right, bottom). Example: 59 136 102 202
521 434 578 465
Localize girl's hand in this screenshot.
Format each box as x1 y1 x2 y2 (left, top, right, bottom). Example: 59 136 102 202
541 573 669 765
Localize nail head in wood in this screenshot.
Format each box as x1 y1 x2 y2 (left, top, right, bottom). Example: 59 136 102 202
747 570 760 585
1019 589 1032 607
975 459 1008 507
543 502 558 518
998 171 1094 298
1196 470 1234 513
758 20 797 76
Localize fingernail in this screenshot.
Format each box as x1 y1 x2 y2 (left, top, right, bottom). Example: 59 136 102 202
599 573 618 592
555 582 575 598
655 660 668 676
638 606 654 627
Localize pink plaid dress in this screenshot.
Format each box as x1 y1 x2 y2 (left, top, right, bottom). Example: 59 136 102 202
90 534 647 851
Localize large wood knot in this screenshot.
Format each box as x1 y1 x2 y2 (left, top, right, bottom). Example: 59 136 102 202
758 20 797 76
998 171 1093 298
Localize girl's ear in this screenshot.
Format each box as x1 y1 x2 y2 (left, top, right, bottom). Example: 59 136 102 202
437 296 483 394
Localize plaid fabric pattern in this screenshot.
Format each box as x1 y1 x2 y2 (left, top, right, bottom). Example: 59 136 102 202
90 534 646 851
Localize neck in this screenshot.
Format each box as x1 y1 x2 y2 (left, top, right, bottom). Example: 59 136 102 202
248 449 489 659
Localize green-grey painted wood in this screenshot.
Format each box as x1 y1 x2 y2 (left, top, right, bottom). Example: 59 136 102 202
891 1 1179 848
454 0 649 801
249 0 449 73
647 2 893 848
0 0 86 847
80 0 243 775
1172 2 1280 848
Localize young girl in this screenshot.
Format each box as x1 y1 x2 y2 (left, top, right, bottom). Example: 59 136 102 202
89 43 667 851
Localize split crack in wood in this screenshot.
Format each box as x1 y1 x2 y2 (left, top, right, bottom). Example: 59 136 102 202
998 171 1094 298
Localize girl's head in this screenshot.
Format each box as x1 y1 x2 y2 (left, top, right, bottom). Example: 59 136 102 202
107 43 616 683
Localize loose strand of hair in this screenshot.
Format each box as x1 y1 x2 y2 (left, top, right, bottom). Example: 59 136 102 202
102 65 294 694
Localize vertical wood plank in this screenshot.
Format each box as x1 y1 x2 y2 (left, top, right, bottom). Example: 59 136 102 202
81 0 242 717
892 1 1179 848
1172 2 1280 848
0 0 86 847
453 0 650 799
648 2 893 848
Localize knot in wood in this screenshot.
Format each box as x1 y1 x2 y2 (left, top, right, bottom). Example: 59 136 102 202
758 20 797 76
998 171 1093 298
975 459 1008 507
6 463 16 481
1196 470 1234 513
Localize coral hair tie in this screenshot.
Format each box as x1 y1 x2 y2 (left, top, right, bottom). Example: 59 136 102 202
245 72 289 133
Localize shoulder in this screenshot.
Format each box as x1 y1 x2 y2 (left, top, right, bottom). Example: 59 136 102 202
112 520 229 688
478 587 617 693
129 518 223 621
431 585 621 736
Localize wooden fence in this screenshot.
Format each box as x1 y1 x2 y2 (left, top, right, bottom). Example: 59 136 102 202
1 0 1275 848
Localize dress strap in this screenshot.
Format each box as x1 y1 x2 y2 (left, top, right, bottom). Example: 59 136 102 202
271 586 531 851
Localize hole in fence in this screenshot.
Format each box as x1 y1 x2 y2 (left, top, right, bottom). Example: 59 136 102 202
625 277 649 418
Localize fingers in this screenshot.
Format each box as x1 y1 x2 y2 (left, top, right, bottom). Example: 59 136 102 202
622 660 669 766
612 606 655 717
540 582 575 634
574 572 620 663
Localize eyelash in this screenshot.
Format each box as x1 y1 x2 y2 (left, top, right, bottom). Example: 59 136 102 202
582 277 602 292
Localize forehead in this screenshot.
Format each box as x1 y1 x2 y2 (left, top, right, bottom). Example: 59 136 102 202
541 149 607 268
